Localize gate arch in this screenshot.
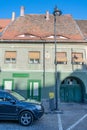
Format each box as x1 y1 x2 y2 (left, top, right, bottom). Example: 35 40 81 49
60 76 85 103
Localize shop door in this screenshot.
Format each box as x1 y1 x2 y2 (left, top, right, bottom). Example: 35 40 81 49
27 80 41 101
60 85 82 102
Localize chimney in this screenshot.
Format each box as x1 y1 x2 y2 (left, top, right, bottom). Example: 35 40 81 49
12 12 16 21
20 6 25 16
45 11 50 20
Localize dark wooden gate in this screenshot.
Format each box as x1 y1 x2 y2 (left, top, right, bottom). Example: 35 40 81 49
60 84 82 102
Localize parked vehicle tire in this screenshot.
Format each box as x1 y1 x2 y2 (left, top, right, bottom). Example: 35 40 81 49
19 111 34 126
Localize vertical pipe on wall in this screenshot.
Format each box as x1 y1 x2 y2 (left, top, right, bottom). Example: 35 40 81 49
71 48 74 71
43 43 45 88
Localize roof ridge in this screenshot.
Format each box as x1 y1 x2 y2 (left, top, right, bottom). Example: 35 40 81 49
1 18 17 37
74 19 85 40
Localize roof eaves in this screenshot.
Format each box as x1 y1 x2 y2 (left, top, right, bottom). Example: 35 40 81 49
0 39 87 43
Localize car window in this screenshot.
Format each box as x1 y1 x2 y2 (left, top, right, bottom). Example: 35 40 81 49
0 92 5 101
4 93 14 101
10 91 25 101
0 92 13 102
0 98 4 101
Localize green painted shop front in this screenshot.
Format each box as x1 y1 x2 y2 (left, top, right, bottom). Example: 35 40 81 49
60 77 85 103
1 72 86 103
2 73 42 101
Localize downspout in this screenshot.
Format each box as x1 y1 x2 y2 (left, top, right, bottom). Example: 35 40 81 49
43 42 45 88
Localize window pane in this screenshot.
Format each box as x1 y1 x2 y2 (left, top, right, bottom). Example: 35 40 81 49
72 52 83 63
29 59 34 63
29 51 40 64
5 51 16 63
56 52 67 63
34 59 40 63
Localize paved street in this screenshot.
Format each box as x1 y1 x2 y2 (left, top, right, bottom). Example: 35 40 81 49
59 103 87 130
0 113 58 130
0 103 87 130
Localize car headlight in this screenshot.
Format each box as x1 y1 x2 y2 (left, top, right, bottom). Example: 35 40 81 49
35 105 42 110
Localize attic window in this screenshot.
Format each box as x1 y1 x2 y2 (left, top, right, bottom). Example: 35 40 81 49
59 36 68 39
47 35 68 39
47 35 54 38
28 35 36 38
18 34 25 37
18 34 36 38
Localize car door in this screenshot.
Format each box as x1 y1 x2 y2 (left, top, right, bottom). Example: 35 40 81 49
0 92 18 119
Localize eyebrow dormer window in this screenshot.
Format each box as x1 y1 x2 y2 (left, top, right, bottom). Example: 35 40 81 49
18 34 36 38
47 35 68 39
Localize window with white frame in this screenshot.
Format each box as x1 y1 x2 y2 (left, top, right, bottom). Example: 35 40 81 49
5 51 16 63
72 52 84 64
56 52 67 64
29 51 40 64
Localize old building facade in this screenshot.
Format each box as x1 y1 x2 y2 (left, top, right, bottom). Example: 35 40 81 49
0 7 87 104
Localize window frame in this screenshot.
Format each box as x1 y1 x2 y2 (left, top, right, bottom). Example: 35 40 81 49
56 52 67 64
29 51 40 64
5 51 17 64
72 52 84 65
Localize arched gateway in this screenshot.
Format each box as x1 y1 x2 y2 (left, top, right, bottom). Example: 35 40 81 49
60 77 85 103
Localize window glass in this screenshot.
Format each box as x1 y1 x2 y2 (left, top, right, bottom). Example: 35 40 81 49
56 52 67 64
0 92 5 101
29 51 40 64
5 51 16 63
72 52 84 64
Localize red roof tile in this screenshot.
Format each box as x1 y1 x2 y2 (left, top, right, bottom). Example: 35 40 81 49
0 19 11 32
76 20 87 39
0 15 84 41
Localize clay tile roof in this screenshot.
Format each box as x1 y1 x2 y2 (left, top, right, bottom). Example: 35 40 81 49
76 20 87 39
0 15 84 41
0 19 11 32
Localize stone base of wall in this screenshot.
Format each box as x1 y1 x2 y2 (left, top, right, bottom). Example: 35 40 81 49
41 98 55 113
41 99 50 113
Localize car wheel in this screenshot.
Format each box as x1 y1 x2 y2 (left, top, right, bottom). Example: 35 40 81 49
19 111 34 126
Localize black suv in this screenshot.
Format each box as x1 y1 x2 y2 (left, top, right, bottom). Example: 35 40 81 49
0 90 44 126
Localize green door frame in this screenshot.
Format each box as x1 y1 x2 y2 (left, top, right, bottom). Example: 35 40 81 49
3 79 14 90
27 80 41 101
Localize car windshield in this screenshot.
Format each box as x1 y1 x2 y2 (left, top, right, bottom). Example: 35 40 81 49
10 91 25 101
